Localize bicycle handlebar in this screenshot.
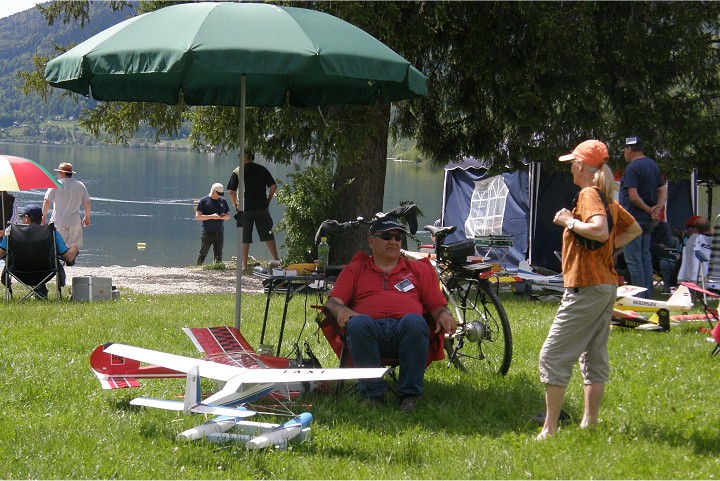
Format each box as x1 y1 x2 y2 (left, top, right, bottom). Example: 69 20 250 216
315 204 419 244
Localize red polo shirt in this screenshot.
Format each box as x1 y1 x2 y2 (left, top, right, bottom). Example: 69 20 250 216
329 251 446 320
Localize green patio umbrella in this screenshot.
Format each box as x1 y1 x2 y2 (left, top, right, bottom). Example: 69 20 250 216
45 1 428 329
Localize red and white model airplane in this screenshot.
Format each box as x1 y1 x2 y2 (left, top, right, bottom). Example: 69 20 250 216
90 327 387 448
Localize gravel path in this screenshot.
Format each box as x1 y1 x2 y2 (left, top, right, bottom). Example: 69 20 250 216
66 265 265 295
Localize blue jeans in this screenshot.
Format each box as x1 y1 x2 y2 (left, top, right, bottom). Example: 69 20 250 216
624 220 654 298
345 313 429 398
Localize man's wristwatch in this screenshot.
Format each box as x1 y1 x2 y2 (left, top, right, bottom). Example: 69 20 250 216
566 218 577 231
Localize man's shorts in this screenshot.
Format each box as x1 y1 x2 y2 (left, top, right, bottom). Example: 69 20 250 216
242 208 275 243
57 224 83 249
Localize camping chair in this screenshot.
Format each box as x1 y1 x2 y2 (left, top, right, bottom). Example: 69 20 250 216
705 214 720 292
681 282 720 356
2 223 65 300
313 305 446 395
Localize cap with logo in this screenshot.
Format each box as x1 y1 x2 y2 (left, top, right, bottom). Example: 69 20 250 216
369 216 407 235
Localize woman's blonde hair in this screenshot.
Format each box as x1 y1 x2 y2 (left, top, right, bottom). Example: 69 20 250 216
589 163 616 202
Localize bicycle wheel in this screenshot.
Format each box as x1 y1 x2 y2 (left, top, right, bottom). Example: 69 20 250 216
444 278 512 375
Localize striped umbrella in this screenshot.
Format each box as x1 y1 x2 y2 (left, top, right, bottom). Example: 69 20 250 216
0 154 61 230
0 155 61 191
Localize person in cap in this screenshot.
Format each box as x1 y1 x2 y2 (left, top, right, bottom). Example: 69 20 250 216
42 162 91 251
324 216 458 413
194 182 230 265
537 140 641 440
619 136 667 298
226 150 280 270
0 204 78 298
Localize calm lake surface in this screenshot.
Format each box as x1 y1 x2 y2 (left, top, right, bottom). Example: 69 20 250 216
0 142 444 267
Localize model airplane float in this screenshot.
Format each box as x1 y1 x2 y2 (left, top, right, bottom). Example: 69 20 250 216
90 327 387 449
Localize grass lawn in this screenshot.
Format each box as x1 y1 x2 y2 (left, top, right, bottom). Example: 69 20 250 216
1 286 719 479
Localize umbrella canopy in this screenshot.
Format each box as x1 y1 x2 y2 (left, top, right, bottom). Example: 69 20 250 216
45 2 427 106
0 155 62 191
44 2 428 329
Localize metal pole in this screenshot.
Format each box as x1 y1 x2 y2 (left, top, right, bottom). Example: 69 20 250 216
235 75 246 331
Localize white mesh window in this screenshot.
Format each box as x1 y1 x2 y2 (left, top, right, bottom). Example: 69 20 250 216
464 175 508 237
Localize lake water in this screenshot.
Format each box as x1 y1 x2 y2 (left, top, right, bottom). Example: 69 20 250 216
0 142 445 267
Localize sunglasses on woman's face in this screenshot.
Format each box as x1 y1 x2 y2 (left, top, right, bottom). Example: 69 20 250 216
373 232 404 241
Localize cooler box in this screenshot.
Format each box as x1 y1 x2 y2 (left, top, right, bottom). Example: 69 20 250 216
72 276 113 301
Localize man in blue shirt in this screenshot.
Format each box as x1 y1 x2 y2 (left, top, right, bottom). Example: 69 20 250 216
619 136 667 298
195 183 231 265
0 204 78 298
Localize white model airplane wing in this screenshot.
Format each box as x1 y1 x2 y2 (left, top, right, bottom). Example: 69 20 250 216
104 343 247 382
104 343 388 385
616 285 647 297
129 397 258 418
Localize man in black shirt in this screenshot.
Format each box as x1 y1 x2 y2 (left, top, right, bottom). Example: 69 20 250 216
226 151 280 270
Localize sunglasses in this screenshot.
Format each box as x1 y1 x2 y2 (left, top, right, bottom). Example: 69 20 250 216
373 232 404 241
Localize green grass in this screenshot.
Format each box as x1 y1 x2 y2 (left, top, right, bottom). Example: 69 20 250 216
1 287 719 479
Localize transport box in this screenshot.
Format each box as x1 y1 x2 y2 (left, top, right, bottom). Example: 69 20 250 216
72 276 113 301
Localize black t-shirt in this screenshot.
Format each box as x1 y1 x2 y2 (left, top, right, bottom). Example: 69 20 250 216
226 162 276 211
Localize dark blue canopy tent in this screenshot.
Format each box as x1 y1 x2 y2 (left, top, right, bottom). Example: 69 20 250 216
439 159 694 273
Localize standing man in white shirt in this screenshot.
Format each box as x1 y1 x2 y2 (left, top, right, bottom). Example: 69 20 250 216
42 162 91 250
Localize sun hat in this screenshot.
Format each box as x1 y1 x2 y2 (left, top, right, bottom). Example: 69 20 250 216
558 140 609 169
54 162 76 174
369 216 407 235
209 183 224 196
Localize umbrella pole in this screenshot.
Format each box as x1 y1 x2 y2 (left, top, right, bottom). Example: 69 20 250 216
235 75 247 331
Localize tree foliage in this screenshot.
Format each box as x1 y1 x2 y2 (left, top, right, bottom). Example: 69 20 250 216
17 1 720 262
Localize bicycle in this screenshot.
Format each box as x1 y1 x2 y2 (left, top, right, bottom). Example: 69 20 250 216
315 205 512 376
420 224 512 375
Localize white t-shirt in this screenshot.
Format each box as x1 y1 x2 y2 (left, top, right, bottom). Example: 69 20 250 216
44 177 90 227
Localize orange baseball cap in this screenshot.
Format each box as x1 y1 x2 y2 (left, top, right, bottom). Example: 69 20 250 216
558 140 609 169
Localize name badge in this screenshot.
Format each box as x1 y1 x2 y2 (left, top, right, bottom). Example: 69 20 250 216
395 279 415 292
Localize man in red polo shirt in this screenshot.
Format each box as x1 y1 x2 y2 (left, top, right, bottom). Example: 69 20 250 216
325 216 457 413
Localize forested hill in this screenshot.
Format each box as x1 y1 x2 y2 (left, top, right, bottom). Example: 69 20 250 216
0 2 136 128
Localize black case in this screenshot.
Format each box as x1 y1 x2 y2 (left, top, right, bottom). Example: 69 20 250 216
438 239 476 262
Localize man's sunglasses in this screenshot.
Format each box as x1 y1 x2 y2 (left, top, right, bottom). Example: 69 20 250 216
373 232 404 241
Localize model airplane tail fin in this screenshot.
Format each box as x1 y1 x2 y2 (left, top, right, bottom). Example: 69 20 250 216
183 366 201 415
668 284 693 309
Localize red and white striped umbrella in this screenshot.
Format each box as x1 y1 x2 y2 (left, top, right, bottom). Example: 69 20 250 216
0 155 62 191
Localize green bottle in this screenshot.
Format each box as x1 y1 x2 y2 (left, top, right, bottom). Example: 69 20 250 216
318 237 330 268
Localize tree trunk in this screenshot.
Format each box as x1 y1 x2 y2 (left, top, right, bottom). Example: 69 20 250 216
329 103 391 264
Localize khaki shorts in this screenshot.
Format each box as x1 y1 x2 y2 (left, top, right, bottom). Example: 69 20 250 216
538 284 616 387
57 224 83 249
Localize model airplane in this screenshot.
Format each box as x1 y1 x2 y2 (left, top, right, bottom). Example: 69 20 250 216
513 261 565 292
90 327 387 448
614 284 693 313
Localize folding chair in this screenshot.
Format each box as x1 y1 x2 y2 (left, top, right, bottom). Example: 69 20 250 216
313 306 445 394
2 223 65 300
680 282 720 356
706 214 720 292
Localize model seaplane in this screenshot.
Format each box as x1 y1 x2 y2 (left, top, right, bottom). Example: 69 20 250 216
90 326 387 449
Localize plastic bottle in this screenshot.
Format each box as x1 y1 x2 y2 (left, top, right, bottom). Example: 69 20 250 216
318 237 330 269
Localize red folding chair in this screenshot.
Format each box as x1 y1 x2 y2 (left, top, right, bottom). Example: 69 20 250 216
680 282 720 356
